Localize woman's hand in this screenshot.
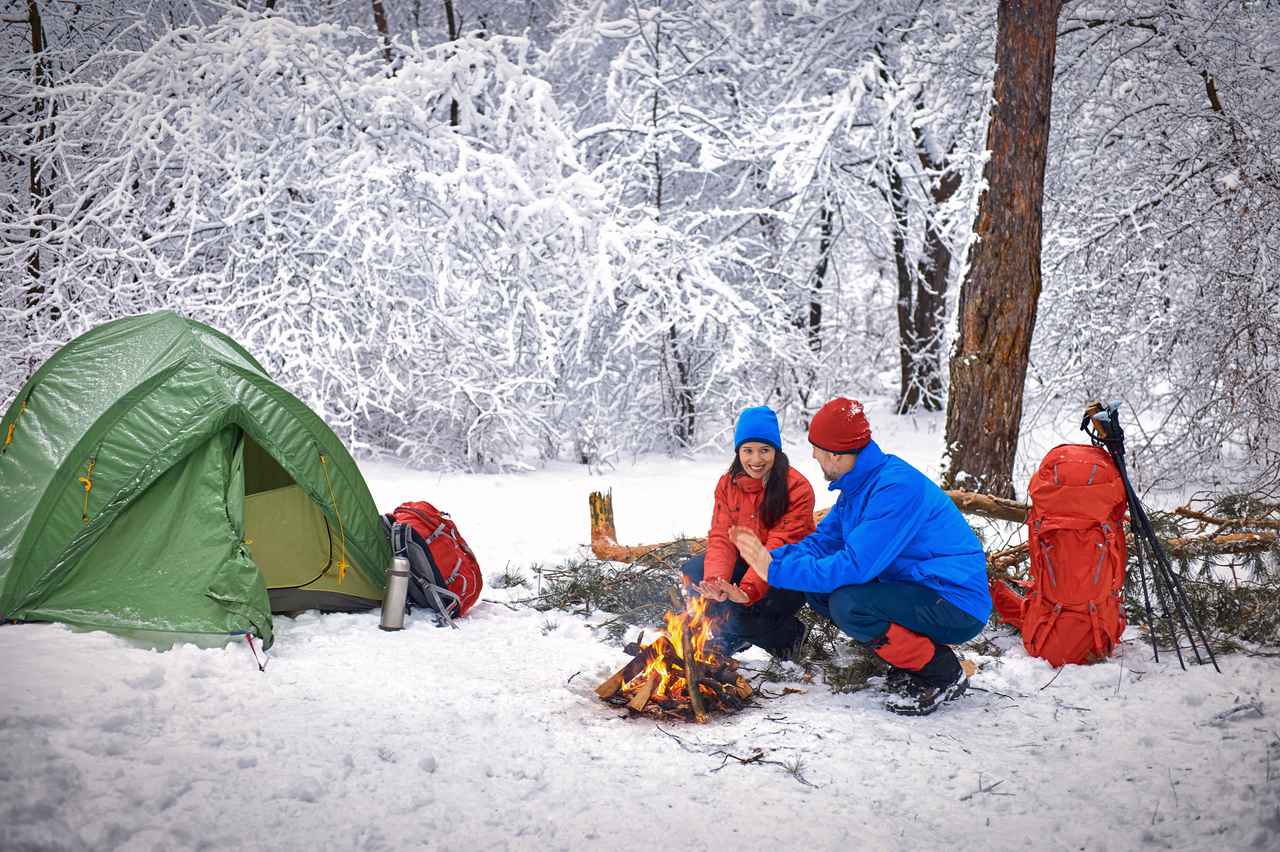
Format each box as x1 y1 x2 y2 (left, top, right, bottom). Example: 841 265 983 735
696 579 729 602
699 577 749 604
729 525 771 580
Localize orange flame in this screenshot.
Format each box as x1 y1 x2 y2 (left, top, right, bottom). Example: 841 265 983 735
625 595 722 702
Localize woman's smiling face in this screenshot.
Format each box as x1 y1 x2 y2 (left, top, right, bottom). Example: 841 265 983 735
738 441 776 480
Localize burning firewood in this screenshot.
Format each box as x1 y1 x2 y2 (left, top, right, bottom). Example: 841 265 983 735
596 597 754 722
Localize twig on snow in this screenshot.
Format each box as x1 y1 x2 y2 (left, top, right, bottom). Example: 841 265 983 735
653 724 701 753
481 597 520 611
959 773 1014 801
1039 667 1065 690
709 749 821 789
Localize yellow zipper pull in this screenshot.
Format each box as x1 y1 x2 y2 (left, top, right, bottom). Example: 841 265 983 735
2 399 27 454
79 457 96 523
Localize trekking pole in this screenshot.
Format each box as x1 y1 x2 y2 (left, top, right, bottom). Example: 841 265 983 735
1090 404 1212 670
1127 485 1220 671
1082 403 1161 664
1082 402 1220 673
1127 487 1192 669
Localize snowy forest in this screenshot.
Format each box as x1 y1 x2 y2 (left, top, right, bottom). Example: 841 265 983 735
7 4 1280 848
3 0 1279 491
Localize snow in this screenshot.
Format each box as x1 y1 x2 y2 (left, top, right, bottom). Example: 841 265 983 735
4 410 1279 852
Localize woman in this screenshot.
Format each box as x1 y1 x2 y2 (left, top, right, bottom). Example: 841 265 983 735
681 405 816 659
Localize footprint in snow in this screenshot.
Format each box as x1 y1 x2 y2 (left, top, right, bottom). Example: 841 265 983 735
285 777 324 803
97 713 139 734
125 667 165 690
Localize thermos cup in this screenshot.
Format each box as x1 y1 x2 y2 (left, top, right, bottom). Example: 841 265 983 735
380 554 410 631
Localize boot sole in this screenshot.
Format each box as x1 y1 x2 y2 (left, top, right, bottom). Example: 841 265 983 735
884 676 969 717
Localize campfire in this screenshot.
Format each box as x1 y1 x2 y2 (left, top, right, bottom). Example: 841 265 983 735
595 596 754 722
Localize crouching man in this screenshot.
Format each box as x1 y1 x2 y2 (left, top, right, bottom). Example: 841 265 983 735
731 397 991 716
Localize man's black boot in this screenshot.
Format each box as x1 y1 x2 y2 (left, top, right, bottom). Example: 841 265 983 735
883 643 968 717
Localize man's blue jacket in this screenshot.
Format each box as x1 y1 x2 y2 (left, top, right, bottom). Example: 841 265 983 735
769 440 992 622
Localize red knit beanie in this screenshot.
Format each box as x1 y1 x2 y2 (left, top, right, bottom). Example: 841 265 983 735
809 397 872 453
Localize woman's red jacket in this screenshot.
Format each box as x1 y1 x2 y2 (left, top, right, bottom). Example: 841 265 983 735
703 466 816 605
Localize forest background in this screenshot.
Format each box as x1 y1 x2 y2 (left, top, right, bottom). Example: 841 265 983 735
3 0 1277 495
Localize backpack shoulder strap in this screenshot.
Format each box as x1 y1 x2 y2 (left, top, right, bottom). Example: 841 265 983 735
398 524 461 629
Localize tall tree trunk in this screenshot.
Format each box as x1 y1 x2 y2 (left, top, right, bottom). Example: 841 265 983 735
942 0 1062 498
889 97 961 414
646 10 694 447
906 131 962 413
370 0 394 68
909 208 950 410
794 198 832 422
443 0 460 126
887 164 917 412
24 0 51 318
809 200 831 357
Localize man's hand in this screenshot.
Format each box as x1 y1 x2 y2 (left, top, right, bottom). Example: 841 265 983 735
699 577 749 604
730 525 771 581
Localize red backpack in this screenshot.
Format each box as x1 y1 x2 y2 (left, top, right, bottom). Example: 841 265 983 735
388 501 483 620
992 445 1128 666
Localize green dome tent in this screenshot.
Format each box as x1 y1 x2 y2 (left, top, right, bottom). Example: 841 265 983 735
0 312 390 648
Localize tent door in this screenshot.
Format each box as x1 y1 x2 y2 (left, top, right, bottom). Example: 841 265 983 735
239 435 379 613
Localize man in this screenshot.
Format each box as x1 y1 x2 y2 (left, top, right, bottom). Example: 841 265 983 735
731 397 991 716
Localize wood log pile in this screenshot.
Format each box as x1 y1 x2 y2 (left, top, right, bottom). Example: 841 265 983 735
595 612 754 722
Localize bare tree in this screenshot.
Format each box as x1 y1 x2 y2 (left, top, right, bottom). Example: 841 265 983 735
443 0 460 125
895 114 961 414
943 0 1062 497
22 0 52 319
370 0 394 67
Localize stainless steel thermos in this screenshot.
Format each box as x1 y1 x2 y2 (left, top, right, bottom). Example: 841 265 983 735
379 554 410 631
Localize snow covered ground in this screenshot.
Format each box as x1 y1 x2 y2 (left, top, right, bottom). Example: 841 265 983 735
4 404 1279 851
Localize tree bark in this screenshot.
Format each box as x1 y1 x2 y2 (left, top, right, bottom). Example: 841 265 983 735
942 0 1062 498
811 201 831 359
370 0 394 69
25 0 50 315
890 103 960 414
647 11 694 448
796 199 832 421
889 163 915 410
443 0 461 126
906 123 962 413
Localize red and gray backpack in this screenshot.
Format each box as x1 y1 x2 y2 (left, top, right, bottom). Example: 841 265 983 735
384 501 482 626
992 445 1129 666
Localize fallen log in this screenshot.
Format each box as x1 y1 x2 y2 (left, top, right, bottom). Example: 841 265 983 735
1166 530 1279 558
947 491 1030 524
588 487 1030 562
590 490 708 562
1171 506 1280 531
594 486 1279 586
987 531 1279 586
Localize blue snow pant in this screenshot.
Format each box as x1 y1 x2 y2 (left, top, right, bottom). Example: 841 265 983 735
806 580 985 646
680 554 806 655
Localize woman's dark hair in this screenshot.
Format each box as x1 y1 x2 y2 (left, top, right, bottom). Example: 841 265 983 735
729 446 791 529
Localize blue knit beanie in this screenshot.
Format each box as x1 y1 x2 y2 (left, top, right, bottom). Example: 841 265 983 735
734 406 781 451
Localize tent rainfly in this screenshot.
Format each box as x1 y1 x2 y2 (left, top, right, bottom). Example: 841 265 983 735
0 312 390 647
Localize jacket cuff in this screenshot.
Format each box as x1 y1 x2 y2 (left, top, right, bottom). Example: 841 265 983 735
739 569 767 605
